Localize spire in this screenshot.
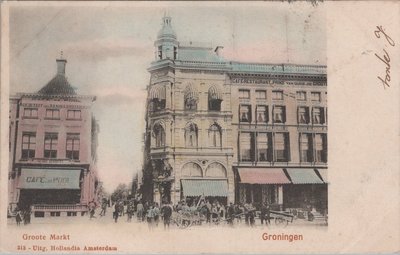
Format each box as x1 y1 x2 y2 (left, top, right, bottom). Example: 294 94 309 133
56 50 67 75
157 14 177 40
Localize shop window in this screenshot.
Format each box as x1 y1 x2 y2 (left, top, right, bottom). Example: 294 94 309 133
315 134 327 163
298 107 310 124
311 92 321 102
296 91 307 101
256 90 266 99
67 212 77 216
153 123 166 147
22 132 36 159
209 124 222 147
66 133 80 160
256 106 268 124
45 109 60 119
240 105 251 123
44 133 58 158
50 212 61 217
239 89 250 99
300 133 313 162
34 212 44 218
312 107 325 124
185 123 198 147
240 132 254 162
67 110 81 120
272 90 283 100
257 133 272 162
273 106 286 123
275 133 289 162
23 108 38 118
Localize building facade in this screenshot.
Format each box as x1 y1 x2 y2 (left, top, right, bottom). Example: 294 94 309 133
8 58 100 217
142 16 327 212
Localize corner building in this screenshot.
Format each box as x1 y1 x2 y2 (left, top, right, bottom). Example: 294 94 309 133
143 16 327 213
8 58 100 217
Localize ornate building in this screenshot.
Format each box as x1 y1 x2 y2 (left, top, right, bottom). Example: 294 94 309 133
142 15 327 212
8 57 100 217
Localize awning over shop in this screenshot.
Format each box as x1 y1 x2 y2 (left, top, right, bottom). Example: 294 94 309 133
285 168 324 184
181 179 228 197
18 168 81 189
238 168 291 184
316 169 328 183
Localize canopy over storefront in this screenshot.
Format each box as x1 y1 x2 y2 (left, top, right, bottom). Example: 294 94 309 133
238 168 291 184
18 168 81 189
316 168 328 183
285 168 324 184
181 179 228 197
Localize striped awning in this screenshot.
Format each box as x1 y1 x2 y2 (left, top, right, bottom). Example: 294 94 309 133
208 85 223 100
285 168 324 184
316 169 328 183
184 84 199 100
238 168 291 184
181 179 228 197
149 85 166 100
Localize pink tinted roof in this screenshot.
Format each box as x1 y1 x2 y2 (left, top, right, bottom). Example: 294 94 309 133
238 168 291 184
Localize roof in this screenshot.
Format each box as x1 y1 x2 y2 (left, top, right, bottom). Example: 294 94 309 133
177 47 225 63
38 74 77 96
285 168 324 184
238 168 291 184
181 179 228 197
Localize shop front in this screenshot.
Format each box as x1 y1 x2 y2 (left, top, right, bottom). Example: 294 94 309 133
180 179 228 205
17 168 85 217
237 168 291 210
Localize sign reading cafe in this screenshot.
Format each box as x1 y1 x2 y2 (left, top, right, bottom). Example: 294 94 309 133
18 168 81 190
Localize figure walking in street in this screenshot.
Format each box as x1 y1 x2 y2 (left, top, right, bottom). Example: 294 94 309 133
16 210 22 226
127 201 134 222
161 203 172 230
153 203 160 227
89 200 97 219
136 200 144 222
146 205 155 230
99 199 107 217
113 201 120 223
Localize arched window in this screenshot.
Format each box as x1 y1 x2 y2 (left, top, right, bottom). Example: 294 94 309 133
205 162 227 177
184 84 198 111
153 123 165 147
209 124 222 147
208 85 223 111
149 85 166 112
181 162 203 177
185 123 198 147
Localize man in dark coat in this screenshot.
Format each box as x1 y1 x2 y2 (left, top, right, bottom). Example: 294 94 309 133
161 203 173 230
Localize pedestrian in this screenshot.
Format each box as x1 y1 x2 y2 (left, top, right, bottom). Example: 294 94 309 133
161 203 172 230
137 201 144 222
23 209 31 225
16 210 22 226
127 201 134 222
99 199 107 217
153 203 160 227
266 205 271 225
260 203 267 225
89 200 96 219
113 202 120 223
206 200 212 223
146 205 154 230
226 203 235 226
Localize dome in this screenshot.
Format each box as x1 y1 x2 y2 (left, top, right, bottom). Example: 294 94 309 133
157 16 177 40
38 59 77 96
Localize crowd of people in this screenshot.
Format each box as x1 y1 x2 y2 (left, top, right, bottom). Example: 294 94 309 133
13 208 32 226
106 198 273 229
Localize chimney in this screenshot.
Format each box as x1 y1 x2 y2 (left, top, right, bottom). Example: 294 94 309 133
56 58 67 75
214 46 224 57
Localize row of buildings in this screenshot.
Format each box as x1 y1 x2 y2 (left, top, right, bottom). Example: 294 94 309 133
141 16 328 213
8 58 100 217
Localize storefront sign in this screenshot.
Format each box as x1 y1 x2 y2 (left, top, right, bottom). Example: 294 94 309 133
18 168 81 189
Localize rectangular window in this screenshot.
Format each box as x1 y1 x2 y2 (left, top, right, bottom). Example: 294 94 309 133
300 133 313 162
315 134 327 163
45 109 60 119
66 133 80 160
312 107 325 124
257 133 272 162
240 132 253 162
23 108 38 118
296 91 307 101
311 92 321 102
272 90 283 100
256 106 268 123
255 90 266 99
239 105 251 123
298 106 310 124
22 132 36 159
44 133 58 158
67 110 81 120
239 89 250 99
273 106 286 123
275 133 289 162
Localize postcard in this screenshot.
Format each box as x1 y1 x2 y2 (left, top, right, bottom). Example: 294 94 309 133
0 1 399 254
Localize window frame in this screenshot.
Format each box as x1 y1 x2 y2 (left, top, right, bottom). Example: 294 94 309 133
66 133 80 160
44 132 58 159
21 132 36 159
238 89 250 99
66 110 82 120
45 109 60 120
23 108 38 119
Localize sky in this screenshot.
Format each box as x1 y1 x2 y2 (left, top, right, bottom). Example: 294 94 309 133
9 2 326 192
